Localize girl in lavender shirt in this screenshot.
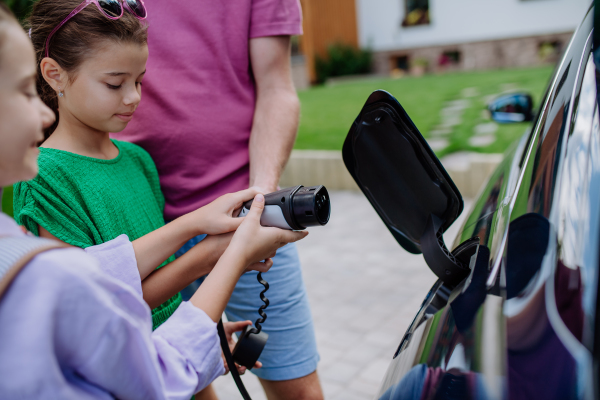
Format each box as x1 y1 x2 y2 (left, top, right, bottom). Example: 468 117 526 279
0 4 307 398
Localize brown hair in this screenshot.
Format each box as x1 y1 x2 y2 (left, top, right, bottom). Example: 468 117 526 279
27 0 148 137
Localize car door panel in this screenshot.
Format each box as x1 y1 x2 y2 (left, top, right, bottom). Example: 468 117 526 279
376 6 595 400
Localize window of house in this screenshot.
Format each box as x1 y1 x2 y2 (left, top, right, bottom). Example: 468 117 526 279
395 55 410 71
402 0 430 27
538 40 562 62
390 55 410 77
439 50 461 67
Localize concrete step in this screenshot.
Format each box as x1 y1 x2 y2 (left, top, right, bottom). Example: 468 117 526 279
280 150 503 199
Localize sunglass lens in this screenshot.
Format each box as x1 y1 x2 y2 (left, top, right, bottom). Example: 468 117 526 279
98 0 122 17
126 0 147 18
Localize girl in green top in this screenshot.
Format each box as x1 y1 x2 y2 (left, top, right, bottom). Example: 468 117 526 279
12 0 308 337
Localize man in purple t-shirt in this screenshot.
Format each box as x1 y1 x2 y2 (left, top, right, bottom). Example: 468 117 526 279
113 1 323 399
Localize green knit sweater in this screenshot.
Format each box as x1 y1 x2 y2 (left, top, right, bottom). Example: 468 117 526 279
13 140 181 329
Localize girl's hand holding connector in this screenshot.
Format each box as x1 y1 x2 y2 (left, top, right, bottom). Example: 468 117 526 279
227 194 308 269
190 194 308 322
188 187 264 236
222 320 262 375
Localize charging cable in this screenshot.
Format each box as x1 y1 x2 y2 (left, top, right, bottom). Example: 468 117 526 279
252 272 269 334
217 319 253 400
217 272 271 399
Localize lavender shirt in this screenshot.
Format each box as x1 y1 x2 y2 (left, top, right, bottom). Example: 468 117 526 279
0 212 225 399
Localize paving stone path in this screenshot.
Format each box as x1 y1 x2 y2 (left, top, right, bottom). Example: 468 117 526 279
428 98 470 152
469 120 498 147
427 83 531 152
213 191 472 399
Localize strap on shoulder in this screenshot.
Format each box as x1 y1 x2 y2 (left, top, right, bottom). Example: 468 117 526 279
0 236 70 300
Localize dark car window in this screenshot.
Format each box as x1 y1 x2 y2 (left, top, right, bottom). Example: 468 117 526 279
499 9 598 398
453 8 594 283
552 53 600 350
511 23 592 221
455 7 595 290
501 12 595 396
506 7 593 278
499 5 592 303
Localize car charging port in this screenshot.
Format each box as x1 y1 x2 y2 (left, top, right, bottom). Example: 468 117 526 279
420 214 471 288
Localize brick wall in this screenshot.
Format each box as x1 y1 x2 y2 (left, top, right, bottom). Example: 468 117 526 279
373 32 573 76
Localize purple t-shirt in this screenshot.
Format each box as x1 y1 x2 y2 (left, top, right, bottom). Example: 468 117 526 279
113 0 302 221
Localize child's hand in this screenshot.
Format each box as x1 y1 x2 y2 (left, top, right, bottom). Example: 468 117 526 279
221 320 262 375
198 233 272 275
226 194 308 269
190 187 263 236
188 194 306 323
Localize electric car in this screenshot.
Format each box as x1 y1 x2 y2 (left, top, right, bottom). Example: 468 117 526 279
342 5 600 399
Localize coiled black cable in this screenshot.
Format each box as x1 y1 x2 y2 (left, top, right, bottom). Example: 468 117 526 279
252 272 269 334
217 273 270 400
217 320 252 400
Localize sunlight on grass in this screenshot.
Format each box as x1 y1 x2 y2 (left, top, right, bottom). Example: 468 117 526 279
296 66 554 156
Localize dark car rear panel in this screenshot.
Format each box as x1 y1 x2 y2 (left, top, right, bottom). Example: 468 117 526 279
376 5 599 400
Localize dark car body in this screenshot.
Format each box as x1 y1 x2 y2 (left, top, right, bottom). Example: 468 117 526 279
345 5 600 400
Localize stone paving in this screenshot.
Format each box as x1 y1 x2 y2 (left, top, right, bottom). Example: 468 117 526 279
428 84 530 152
213 191 472 400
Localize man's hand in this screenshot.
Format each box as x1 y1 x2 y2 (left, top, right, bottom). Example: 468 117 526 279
222 320 262 375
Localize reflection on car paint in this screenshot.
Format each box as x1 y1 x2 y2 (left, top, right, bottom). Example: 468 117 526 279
376 6 598 400
552 54 600 352
378 247 503 400
503 213 576 399
454 128 533 282
503 20 594 400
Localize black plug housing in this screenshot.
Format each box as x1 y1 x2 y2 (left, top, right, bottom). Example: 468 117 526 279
232 327 269 369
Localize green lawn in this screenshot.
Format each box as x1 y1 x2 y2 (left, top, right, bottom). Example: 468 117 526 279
295 66 554 157
0 66 555 216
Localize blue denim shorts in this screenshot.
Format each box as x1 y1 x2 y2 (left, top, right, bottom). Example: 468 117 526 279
176 235 319 381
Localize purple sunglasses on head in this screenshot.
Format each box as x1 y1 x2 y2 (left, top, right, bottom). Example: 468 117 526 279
45 0 148 58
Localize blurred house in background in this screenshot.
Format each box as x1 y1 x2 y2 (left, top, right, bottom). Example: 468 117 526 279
361 0 590 76
296 0 590 84
295 0 360 86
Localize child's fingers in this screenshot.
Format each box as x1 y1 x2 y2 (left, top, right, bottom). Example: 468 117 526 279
222 354 230 374
225 216 244 231
232 187 263 206
225 320 252 333
261 226 308 244
246 194 265 220
277 229 309 244
246 258 273 273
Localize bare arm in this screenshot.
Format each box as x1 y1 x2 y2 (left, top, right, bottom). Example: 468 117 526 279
130 216 199 280
248 36 300 193
39 225 231 309
40 218 199 281
123 187 260 279
141 233 232 308
40 188 260 283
